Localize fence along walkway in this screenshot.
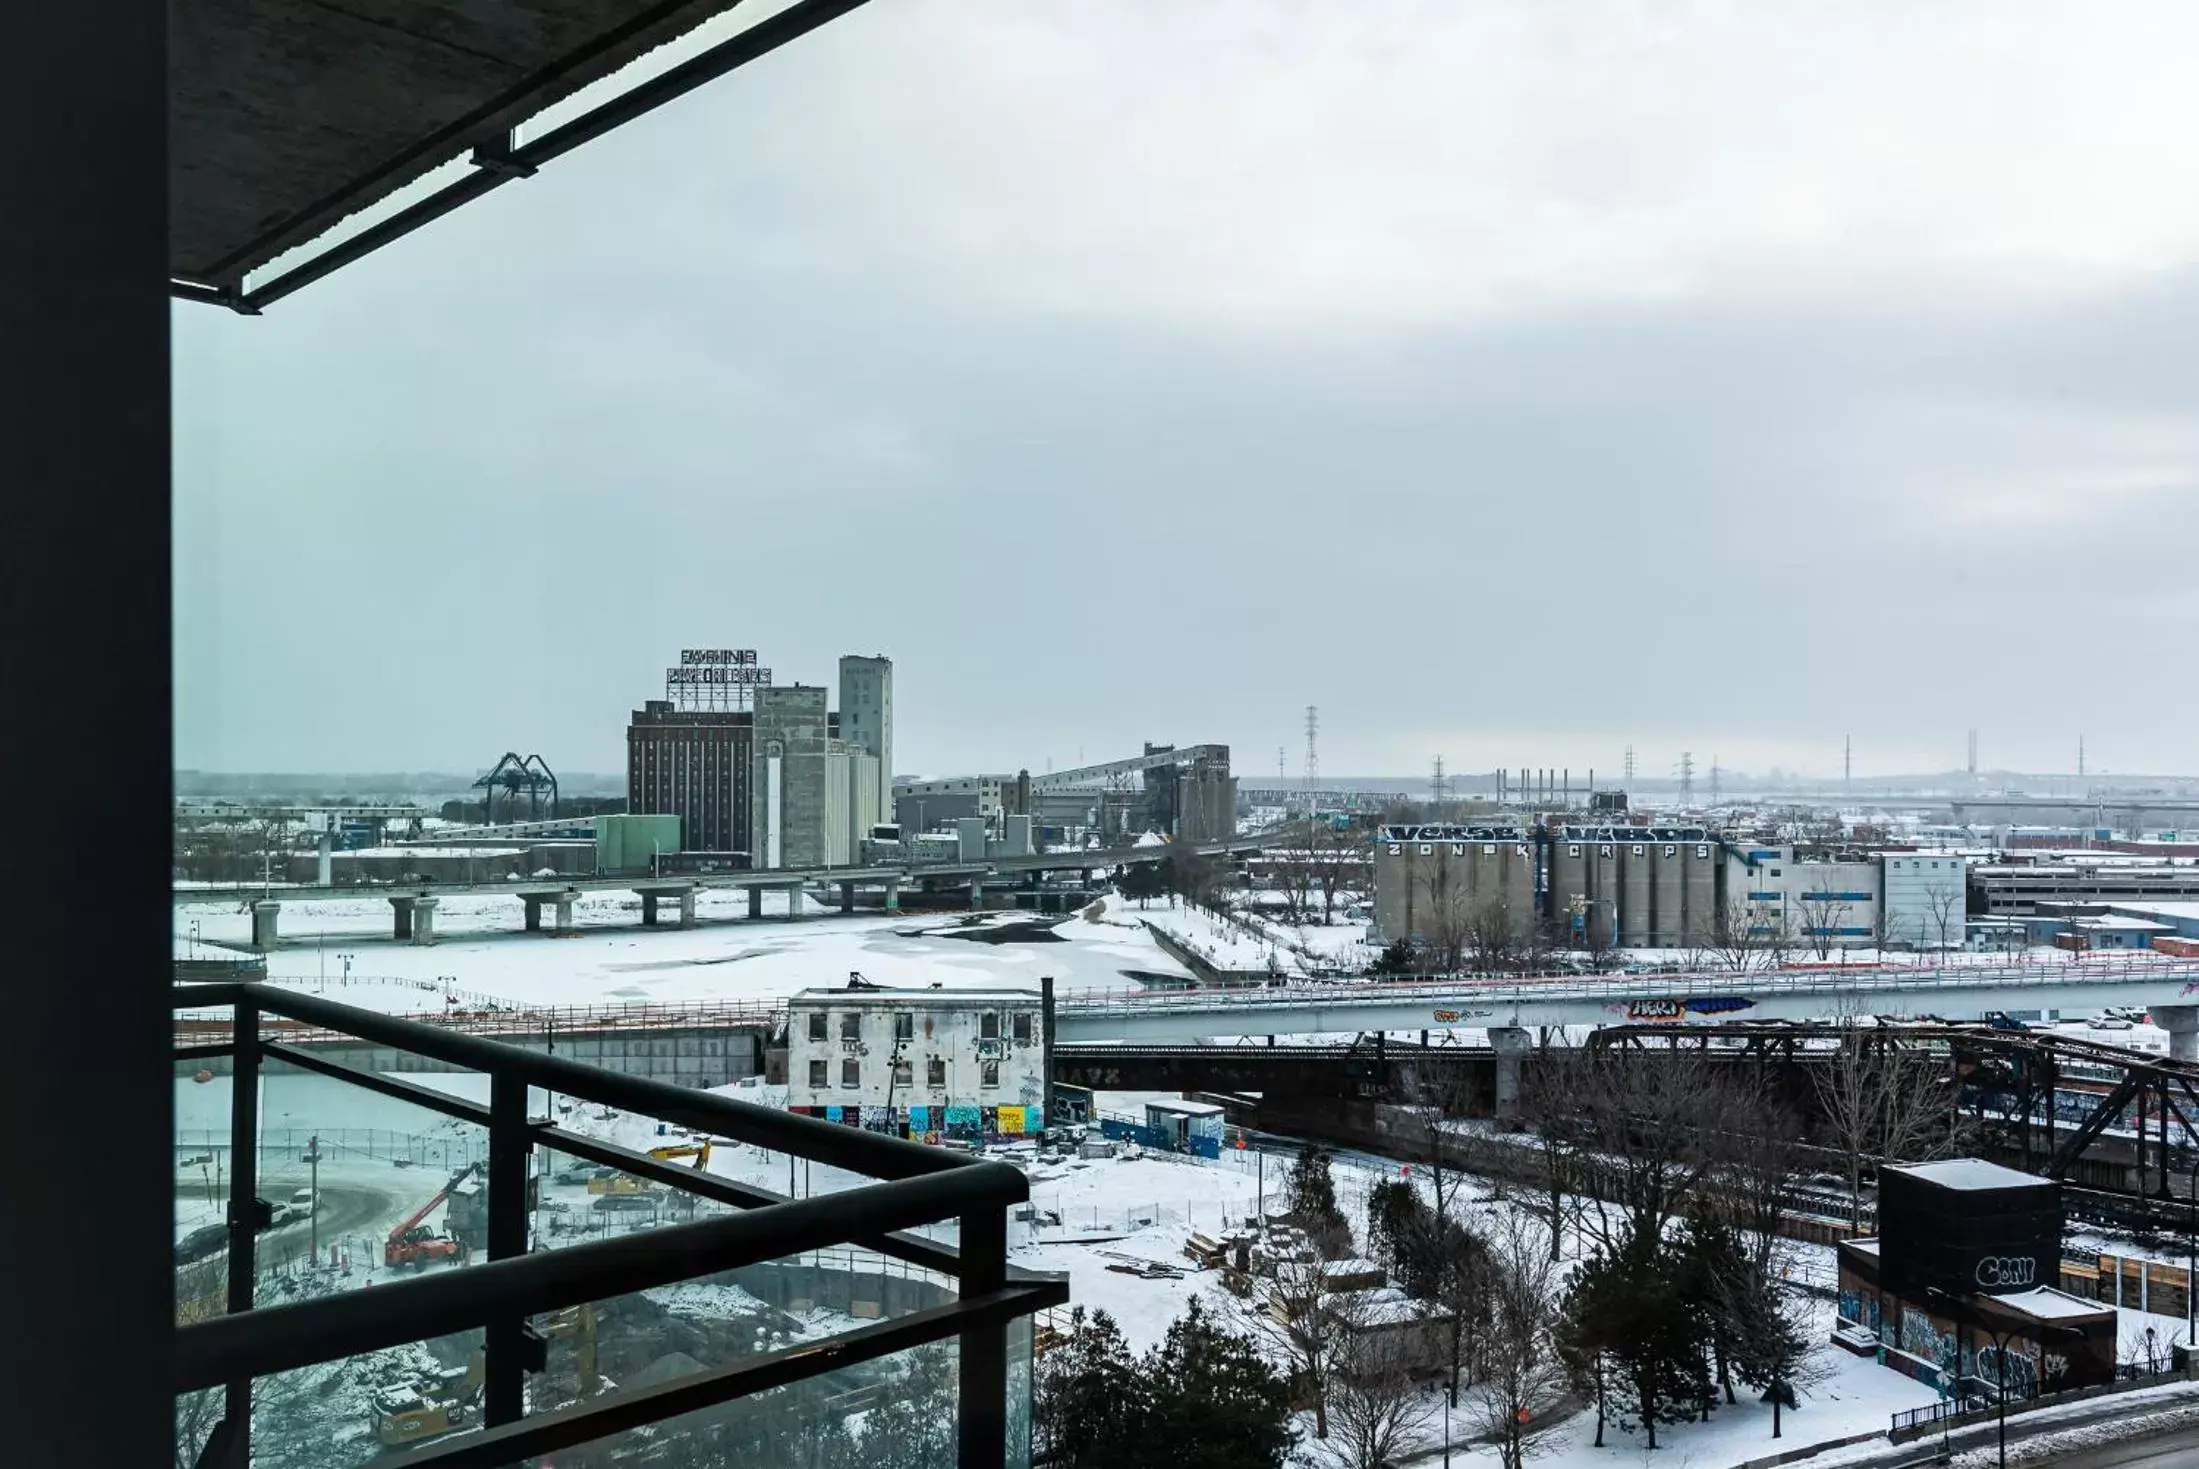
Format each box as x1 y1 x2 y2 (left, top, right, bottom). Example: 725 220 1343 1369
175 993 785 1049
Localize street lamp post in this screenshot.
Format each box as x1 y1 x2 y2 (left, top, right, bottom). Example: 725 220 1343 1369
2188 1155 2198 1353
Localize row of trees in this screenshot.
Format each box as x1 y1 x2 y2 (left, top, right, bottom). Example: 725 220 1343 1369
1036 1302 1295 1469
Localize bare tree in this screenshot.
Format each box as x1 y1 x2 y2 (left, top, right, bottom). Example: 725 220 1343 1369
1307 819 1363 926
1409 853 1474 974
1462 1211 1571 1469
1566 1043 1729 1255
1464 900 1522 975
1927 885 1966 955
1809 1022 1962 1229
1516 1052 1589 1263
1319 1290 1440 1469
1260 1251 1342 1441
1792 892 1852 962
1708 896 1790 976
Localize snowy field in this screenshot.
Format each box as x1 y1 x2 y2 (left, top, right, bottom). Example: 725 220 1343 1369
177 893 1193 1012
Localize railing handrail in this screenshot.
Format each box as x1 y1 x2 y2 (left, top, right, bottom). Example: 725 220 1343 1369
174 1160 1025 1391
1054 954 2199 1013
176 982 955 1180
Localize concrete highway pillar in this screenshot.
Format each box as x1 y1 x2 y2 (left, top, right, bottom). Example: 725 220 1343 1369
748 887 764 919
251 900 281 951
677 890 696 929
840 881 856 915
884 881 900 914
787 884 805 918
411 897 438 946
389 896 414 941
2155 1006 2199 1063
316 832 333 887
554 892 576 932
640 893 660 927
1491 1026 1533 1123
969 877 985 911
522 897 543 932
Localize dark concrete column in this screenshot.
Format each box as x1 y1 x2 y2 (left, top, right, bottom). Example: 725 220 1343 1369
522 896 543 932
1491 1026 1532 1121
840 881 856 914
388 896 413 942
640 893 659 927
748 886 764 919
678 890 697 929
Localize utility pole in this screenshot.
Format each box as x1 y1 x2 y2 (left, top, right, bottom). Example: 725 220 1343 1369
1303 705 1319 814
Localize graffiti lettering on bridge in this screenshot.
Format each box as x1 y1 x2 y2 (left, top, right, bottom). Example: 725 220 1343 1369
1431 1009 1492 1023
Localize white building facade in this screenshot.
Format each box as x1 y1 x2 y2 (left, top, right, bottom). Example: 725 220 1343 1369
784 985 1046 1143
1880 853 1969 949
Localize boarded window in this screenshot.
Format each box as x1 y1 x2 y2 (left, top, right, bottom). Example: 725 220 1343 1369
807 1059 827 1088
981 1013 1001 1040
841 1013 861 1041
807 1012 827 1042
928 1056 946 1087
1013 1012 1033 1044
981 1060 1001 1088
840 1058 860 1087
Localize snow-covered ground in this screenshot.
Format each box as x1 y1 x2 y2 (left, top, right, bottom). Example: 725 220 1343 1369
177 894 1193 1012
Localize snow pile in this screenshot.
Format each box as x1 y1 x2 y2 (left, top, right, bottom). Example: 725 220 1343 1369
1949 1394 2199 1466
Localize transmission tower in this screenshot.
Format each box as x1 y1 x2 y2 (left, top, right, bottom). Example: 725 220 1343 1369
2078 734 2086 780
1677 751 1695 807
1623 745 1637 786
1303 705 1319 809
1432 754 1447 809
1708 755 1721 807
1844 734 1852 792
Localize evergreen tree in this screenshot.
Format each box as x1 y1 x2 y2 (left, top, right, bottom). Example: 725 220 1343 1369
1036 1304 1295 1469
1557 1233 1710 1450
1034 1308 1143 1468
1145 1299 1297 1469
1369 938 1418 977
1285 1145 1353 1257
1117 861 1168 907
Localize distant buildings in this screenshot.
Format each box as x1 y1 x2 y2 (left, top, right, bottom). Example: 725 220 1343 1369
626 649 892 870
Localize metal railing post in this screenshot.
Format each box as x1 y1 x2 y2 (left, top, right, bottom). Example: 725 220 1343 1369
223 996 262 1458
958 1206 1008 1469
485 1070 532 1427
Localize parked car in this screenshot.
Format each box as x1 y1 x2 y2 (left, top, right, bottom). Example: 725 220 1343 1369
591 1193 659 1213
2089 1015 2135 1031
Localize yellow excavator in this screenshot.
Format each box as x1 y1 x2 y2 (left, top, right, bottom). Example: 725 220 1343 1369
584 1140 712 1197
645 1139 713 1170
373 1308 598 1447
372 1349 485 1446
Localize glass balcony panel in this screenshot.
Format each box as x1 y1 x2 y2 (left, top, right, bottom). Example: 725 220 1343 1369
511 1340 959 1469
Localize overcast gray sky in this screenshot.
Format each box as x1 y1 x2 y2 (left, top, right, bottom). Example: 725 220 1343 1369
175 0 2199 782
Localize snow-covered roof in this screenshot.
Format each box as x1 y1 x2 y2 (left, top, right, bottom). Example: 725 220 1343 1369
1327 1286 1454 1327
1321 1257 1384 1279
1892 1158 2050 1192
789 984 1041 1003
1144 1098 1226 1118
1984 1288 2111 1322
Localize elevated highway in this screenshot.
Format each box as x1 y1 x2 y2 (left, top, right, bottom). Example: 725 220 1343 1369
171 833 1282 946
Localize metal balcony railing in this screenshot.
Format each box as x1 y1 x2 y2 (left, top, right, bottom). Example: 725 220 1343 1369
174 982 1065 1468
